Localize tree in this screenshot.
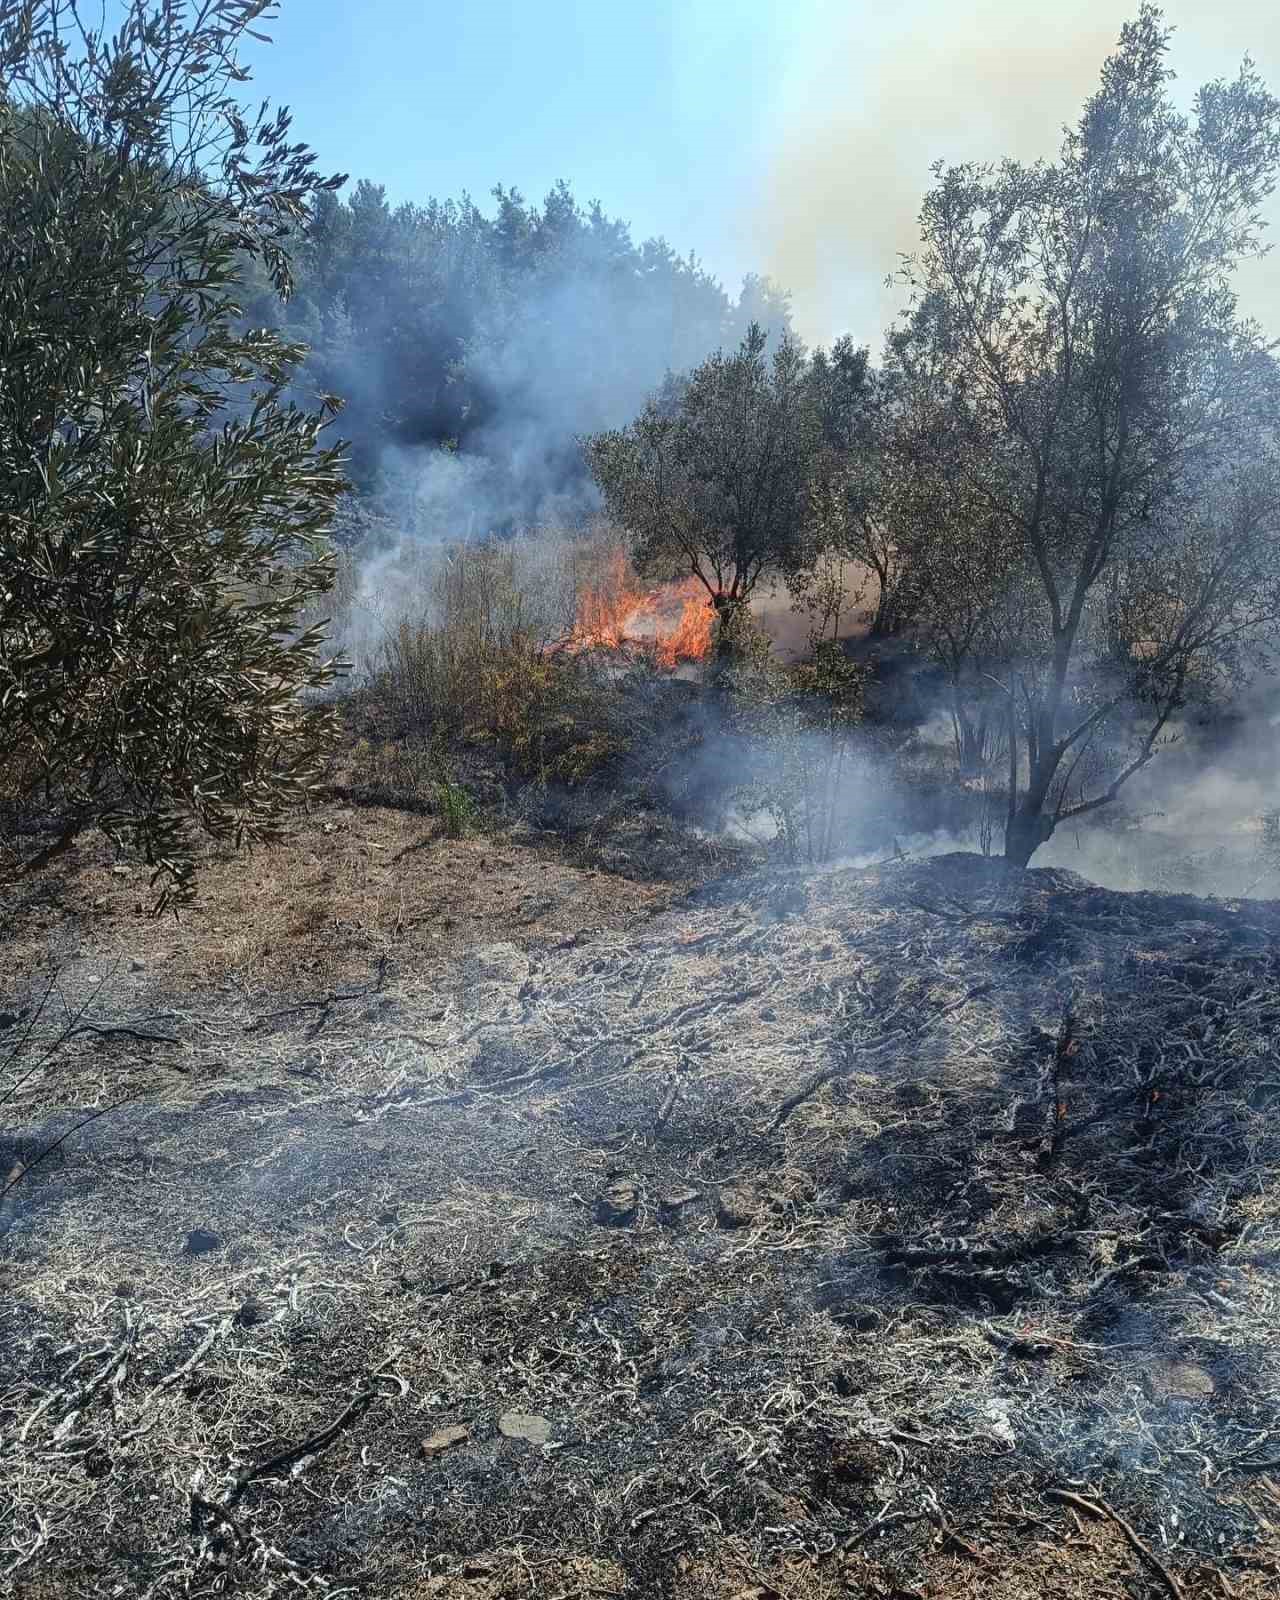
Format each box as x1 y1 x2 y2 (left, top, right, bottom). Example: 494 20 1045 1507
584 325 821 641
894 5 1280 865
805 353 920 641
0 0 349 907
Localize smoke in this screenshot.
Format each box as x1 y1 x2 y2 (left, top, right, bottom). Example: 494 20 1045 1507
661 643 1280 897
291 185 795 545
327 522 581 681
757 0 1280 347
1035 701 1280 896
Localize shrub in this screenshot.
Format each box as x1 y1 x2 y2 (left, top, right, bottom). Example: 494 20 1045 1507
0 2 348 908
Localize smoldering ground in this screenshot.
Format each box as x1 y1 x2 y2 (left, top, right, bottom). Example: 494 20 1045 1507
319 519 1280 898
3 852 1279 1597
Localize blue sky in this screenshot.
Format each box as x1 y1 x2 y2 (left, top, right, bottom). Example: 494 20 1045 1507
243 1 1280 347
242 1 794 294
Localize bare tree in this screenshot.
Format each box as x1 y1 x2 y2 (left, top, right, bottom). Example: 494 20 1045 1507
893 4 1280 865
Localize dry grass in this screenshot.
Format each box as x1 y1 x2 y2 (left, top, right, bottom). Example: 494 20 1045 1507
0 803 681 1003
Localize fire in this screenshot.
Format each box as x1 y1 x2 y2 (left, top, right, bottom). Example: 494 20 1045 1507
564 549 714 668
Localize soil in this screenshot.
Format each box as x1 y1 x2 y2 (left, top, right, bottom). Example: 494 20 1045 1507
2 816 1279 1599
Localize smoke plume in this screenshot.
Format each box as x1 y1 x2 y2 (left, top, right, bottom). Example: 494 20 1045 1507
757 0 1280 346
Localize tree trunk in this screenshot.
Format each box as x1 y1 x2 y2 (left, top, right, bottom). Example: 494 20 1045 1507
710 594 750 670
1004 804 1055 868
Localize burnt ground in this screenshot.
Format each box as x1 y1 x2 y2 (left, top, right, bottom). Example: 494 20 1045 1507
2 834 1280 1599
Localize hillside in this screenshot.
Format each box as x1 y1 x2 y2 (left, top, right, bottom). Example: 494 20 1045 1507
3 823 1279 1599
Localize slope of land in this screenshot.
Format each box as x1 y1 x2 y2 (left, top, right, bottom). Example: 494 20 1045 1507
2 827 1279 1599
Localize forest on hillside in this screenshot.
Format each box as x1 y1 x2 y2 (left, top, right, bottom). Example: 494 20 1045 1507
243 179 794 530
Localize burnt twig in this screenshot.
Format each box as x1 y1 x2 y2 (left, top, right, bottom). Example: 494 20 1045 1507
64 1020 178 1045
652 1075 680 1143
1045 1488 1183 1600
0 1093 140 1206
246 955 389 1033
224 1386 380 1510
760 983 993 1137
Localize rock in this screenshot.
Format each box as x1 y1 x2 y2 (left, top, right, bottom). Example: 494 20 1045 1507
421 1424 470 1459
465 942 528 985
498 1411 551 1445
0 1011 19 1031
183 1227 222 1256
658 1186 700 1223
595 1170 640 1226
1147 1358 1215 1403
110 865 130 878
829 1299 883 1334
980 1396 1017 1447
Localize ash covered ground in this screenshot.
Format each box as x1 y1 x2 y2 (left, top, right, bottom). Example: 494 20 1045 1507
2 850 1280 1599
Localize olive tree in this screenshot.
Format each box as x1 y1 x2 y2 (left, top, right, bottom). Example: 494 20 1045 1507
805 359 923 642
0 0 348 907
584 325 822 640
896 5 1280 866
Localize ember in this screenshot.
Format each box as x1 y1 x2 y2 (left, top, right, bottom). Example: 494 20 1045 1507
563 549 714 668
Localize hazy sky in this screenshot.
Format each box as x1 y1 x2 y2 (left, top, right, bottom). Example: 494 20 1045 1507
243 1 1280 347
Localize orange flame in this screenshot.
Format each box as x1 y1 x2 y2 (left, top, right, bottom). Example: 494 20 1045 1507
564 549 714 667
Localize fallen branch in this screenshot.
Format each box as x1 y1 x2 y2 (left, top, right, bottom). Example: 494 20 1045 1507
1 1092 140 1206
1045 1488 1182 1600
247 956 389 1033
760 983 993 1137
63 1020 178 1045
225 1386 381 1509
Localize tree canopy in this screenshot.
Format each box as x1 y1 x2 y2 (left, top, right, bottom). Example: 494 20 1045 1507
252 178 794 531
584 325 846 627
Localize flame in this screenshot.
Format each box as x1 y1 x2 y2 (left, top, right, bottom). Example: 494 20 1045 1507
564 549 714 667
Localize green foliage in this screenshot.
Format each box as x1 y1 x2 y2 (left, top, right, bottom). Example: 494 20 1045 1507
372 541 627 788
376 544 547 739
0 1 349 907
266 178 793 511
585 325 827 610
429 737 476 839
